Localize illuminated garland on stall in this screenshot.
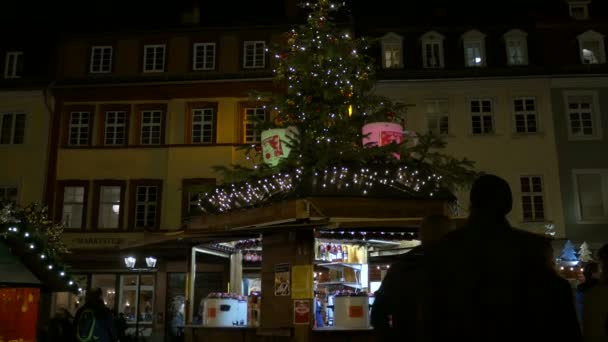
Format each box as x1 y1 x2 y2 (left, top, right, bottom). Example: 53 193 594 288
1 204 79 293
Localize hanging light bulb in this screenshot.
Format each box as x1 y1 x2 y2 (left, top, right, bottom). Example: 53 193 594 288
348 104 353 117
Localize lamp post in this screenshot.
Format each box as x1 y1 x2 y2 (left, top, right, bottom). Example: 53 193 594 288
124 255 157 342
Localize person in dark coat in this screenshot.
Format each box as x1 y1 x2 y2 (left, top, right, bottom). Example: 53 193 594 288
371 214 454 341
421 174 581 341
577 262 600 321
583 243 608 341
73 288 118 342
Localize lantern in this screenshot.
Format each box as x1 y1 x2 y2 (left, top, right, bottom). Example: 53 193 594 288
261 126 299 167
362 122 403 158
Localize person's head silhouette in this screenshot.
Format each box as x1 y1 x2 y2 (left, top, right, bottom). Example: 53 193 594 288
469 174 512 220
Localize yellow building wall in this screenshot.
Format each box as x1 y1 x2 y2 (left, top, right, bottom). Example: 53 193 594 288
0 91 50 206
376 78 566 237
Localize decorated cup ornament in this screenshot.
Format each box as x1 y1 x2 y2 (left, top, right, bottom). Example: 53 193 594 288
261 126 299 167
362 122 403 159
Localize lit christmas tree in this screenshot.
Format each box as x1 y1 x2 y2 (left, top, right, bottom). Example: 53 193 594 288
560 240 578 265
204 0 479 213
578 241 594 263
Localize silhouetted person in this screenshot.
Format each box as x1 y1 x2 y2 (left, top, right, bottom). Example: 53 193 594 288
422 174 581 341
577 262 600 321
74 288 118 342
115 312 128 342
583 243 608 341
371 214 454 341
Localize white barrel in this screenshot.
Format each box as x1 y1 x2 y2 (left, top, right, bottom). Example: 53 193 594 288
333 296 370 328
202 298 241 327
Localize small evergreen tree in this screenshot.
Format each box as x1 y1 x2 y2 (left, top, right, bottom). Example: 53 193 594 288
578 241 594 263
560 240 578 263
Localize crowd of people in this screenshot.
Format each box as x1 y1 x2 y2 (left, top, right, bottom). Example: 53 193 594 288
372 174 608 342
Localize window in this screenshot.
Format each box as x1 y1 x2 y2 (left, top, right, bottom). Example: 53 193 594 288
91 275 116 309
119 274 155 336
380 33 403 69
59 183 88 229
565 91 601 139
192 108 214 143
573 170 608 222
520 176 545 222
425 99 449 135
182 178 215 218
513 97 538 133
104 111 127 145
0 113 26 144
140 111 162 145
421 31 444 68
243 41 266 69
462 30 486 67
90 46 113 73
0 186 18 205
130 180 162 230
4 51 23 79
193 43 215 70
469 99 494 134
143 44 166 72
569 1 590 20
93 181 126 230
577 30 606 64
503 29 528 66
67 112 92 146
243 107 267 143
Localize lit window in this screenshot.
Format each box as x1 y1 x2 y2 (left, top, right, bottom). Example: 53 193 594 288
90 46 113 73
577 30 605 64
243 41 266 69
143 44 166 72
381 33 403 69
98 186 122 229
4 51 23 79
193 43 215 70
0 113 26 144
503 29 528 66
520 176 545 222
421 31 445 68
62 186 85 229
462 30 486 67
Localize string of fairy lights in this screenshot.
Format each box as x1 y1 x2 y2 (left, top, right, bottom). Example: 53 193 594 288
198 166 442 213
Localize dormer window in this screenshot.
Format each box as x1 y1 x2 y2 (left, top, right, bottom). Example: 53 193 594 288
569 1 590 20
577 30 605 64
462 30 486 67
421 31 445 68
380 32 403 69
503 29 529 66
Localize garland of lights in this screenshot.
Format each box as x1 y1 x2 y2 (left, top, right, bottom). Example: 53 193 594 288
1 204 79 293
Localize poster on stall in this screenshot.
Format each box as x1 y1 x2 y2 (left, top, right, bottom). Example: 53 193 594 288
274 263 291 296
293 300 310 325
291 265 313 299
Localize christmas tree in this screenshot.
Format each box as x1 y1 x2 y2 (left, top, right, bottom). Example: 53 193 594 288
578 241 594 263
204 0 479 213
560 240 578 264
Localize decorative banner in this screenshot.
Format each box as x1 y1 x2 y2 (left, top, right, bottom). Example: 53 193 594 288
274 264 291 296
362 122 403 159
0 288 40 342
293 300 311 325
291 265 313 299
261 127 299 167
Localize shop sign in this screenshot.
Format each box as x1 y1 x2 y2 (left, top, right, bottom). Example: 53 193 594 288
274 263 291 296
293 300 310 325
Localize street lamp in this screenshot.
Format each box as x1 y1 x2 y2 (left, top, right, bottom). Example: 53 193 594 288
123 255 157 342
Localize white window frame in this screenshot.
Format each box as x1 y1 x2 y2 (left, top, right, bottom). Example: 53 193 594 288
4 51 23 79
462 30 486 67
380 32 404 69
243 107 267 143
520 175 546 222
140 110 162 145
192 107 214 144
503 29 529 66
243 41 266 69
62 186 85 229
104 111 127 146
143 44 166 73
89 46 113 73
469 98 495 135
0 112 26 145
135 185 159 228
577 30 606 64
192 42 216 71
569 1 590 20
98 186 122 229
425 99 449 135
0 185 18 205
572 169 608 223
564 90 602 140
68 112 91 146
513 97 539 134
421 31 445 69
